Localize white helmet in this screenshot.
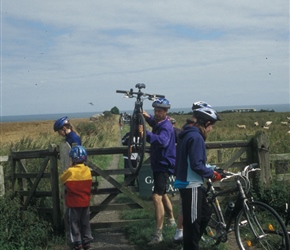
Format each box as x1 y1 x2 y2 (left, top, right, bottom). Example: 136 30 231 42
192 101 212 110
193 107 221 123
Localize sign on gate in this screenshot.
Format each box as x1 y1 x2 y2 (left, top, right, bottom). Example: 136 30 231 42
138 164 178 197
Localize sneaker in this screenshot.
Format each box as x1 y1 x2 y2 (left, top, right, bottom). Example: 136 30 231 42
167 218 177 227
83 243 92 250
71 245 82 250
148 233 163 245
173 228 183 241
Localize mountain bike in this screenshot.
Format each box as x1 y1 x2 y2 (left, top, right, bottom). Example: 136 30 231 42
116 83 165 174
204 163 289 249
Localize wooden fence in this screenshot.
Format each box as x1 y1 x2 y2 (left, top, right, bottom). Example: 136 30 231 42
1 131 289 233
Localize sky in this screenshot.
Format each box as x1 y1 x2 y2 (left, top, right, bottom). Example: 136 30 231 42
1 0 289 116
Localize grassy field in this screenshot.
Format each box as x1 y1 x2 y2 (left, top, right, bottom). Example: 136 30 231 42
171 111 290 153
1 111 289 152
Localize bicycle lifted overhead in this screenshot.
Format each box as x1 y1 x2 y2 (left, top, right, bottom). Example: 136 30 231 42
116 83 165 174
204 163 289 250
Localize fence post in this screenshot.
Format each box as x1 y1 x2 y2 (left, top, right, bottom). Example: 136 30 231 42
251 131 271 187
59 142 71 241
0 165 5 196
49 144 62 233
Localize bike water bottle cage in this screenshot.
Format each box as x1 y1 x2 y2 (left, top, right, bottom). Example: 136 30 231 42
192 101 212 110
152 98 171 109
53 116 69 131
135 83 146 89
69 145 87 164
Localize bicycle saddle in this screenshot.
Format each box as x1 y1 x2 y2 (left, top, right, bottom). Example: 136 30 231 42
135 83 146 89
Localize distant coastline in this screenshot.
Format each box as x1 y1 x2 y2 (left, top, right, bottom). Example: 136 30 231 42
1 103 289 123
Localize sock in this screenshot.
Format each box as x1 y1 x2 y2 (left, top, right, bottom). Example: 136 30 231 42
156 228 162 236
169 218 176 225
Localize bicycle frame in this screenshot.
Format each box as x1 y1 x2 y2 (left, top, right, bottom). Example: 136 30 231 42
207 178 245 235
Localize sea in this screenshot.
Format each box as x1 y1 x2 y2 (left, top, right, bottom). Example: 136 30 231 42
1 103 289 123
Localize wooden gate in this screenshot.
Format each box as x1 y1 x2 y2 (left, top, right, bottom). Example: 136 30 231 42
4 131 281 232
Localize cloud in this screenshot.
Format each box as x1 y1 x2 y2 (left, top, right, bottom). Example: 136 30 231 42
1 0 289 115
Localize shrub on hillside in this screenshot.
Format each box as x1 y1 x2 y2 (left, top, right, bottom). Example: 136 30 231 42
253 177 290 214
0 193 52 250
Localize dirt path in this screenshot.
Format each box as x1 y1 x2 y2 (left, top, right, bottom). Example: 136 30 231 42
89 135 139 249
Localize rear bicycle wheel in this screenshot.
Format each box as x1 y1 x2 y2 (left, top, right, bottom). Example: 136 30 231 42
235 201 289 250
127 112 146 174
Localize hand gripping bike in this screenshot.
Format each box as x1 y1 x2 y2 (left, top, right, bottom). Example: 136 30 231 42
116 83 165 174
204 163 289 250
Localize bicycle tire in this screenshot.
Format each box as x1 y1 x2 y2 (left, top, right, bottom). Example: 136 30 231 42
235 201 289 250
127 112 146 174
202 202 225 246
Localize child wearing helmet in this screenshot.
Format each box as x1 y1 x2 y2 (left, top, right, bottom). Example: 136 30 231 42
174 103 222 250
60 145 93 250
53 116 81 147
142 97 176 245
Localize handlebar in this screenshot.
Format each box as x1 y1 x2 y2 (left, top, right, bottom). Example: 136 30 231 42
222 163 260 182
207 163 260 195
116 87 165 100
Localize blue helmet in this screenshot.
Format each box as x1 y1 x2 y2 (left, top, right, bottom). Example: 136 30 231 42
69 145 87 163
152 98 171 109
192 101 212 110
53 116 69 131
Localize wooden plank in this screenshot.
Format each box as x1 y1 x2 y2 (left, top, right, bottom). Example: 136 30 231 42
0 156 9 162
270 153 290 160
91 169 131 175
59 142 71 172
10 150 54 159
87 147 127 155
222 147 248 170
91 219 150 229
91 187 138 195
0 165 5 196
17 191 52 197
90 203 142 212
49 144 62 233
252 131 271 186
87 161 152 211
23 157 49 209
206 140 249 149
14 173 51 178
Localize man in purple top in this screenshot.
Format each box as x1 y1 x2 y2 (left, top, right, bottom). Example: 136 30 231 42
142 98 176 245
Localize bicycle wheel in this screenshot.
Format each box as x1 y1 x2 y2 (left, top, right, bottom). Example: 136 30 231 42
202 202 226 246
235 201 289 250
127 112 146 174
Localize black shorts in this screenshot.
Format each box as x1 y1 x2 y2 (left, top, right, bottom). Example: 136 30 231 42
153 172 169 195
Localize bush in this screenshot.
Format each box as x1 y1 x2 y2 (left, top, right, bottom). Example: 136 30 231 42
0 193 52 250
253 177 290 214
110 106 120 115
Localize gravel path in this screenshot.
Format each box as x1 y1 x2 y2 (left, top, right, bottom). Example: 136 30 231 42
89 153 139 249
